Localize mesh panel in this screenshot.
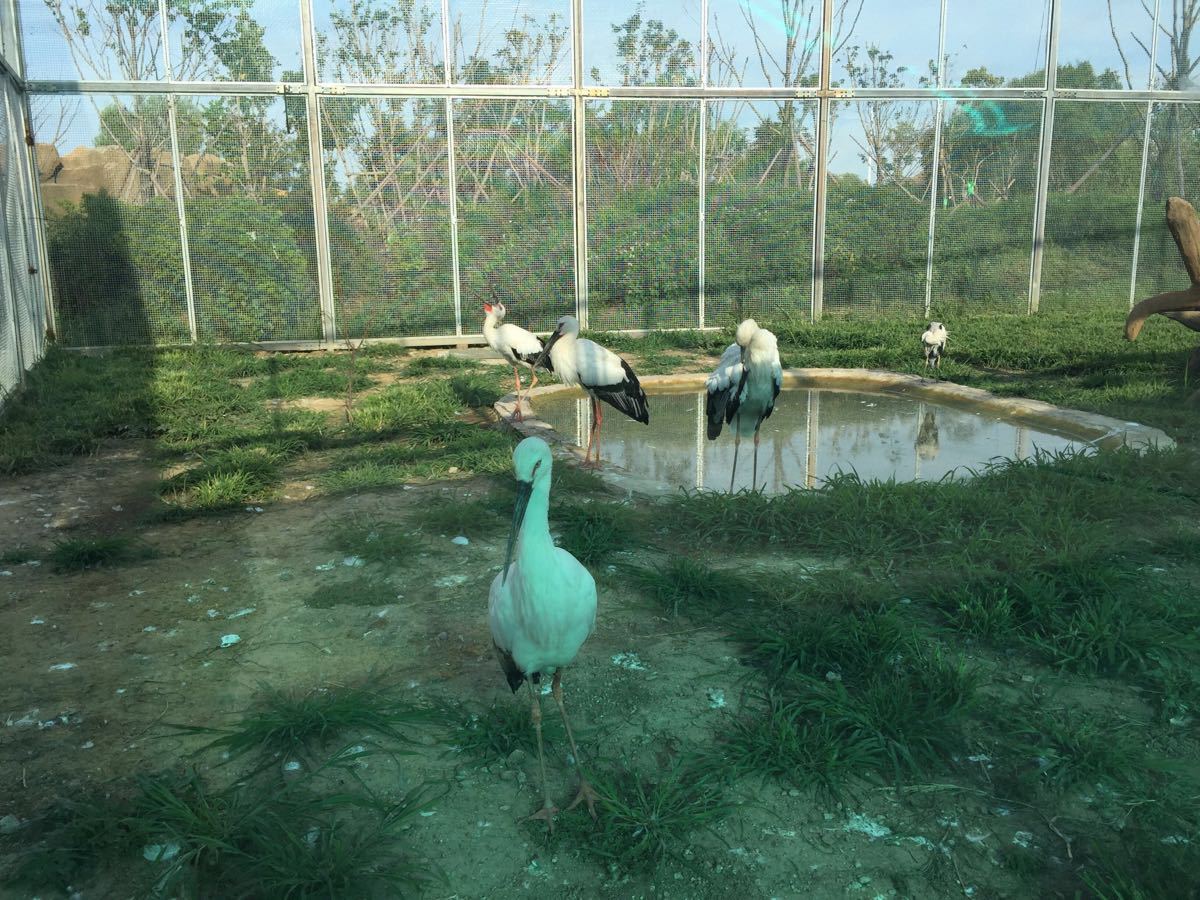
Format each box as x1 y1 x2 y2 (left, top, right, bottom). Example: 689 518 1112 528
169 0 303 82
705 98 815 325
944 0 1049 86
454 98 573 332
832 1 940 89
314 0 445 84
824 100 934 315
19 0 166 81
5 88 37 367
0 82 19 395
322 95 454 338
705 0 822 88
1135 103 1200 300
584 1 699 87
1058 0 1153 90
931 99 1041 313
1042 101 1144 309
587 98 699 330
39 94 189 346
182 95 319 342
450 0 571 84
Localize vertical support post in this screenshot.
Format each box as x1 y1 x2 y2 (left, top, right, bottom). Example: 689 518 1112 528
923 0 949 319
697 0 708 329
805 389 819 488
299 0 338 345
166 96 197 342
810 0 834 322
1 91 26 382
11 0 55 344
571 0 588 328
1129 0 1163 308
158 0 196 342
1027 0 1061 315
440 0 462 336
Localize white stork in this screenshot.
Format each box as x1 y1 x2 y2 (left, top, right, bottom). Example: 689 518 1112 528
535 315 649 466
921 322 948 371
708 326 782 491
705 318 762 440
489 436 598 830
483 300 552 420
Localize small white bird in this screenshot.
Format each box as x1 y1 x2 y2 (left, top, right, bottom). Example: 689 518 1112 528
483 299 553 420
921 322 948 371
535 315 649 466
489 436 599 830
712 326 782 491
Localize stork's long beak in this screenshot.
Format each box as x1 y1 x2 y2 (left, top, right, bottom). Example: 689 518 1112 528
502 479 534 584
532 327 563 372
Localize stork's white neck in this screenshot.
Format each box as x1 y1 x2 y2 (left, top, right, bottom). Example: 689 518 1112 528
549 332 579 387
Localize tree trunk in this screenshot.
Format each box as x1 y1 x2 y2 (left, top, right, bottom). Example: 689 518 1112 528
1125 197 1200 340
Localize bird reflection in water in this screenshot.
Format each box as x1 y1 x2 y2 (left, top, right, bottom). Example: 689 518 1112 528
916 409 940 461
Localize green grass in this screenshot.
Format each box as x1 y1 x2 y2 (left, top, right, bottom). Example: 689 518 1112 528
566 760 730 868
552 501 643 566
305 575 399 609
628 556 761 618
411 494 507 538
171 679 442 763
326 517 423 565
47 534 156 573
450 699 565 764
400 355 479 376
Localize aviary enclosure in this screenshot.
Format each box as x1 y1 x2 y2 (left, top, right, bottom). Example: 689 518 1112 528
1 0 1199 898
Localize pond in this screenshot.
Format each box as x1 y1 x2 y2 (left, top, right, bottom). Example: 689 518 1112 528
528 384 1089 494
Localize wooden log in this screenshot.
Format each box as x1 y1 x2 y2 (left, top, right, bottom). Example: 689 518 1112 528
1125 284 1200 340
1166 196 1200 285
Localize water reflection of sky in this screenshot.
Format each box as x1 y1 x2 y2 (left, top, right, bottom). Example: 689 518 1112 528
533 387 1086 494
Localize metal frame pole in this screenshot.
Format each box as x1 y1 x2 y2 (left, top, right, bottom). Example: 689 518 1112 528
811 0 834 322
441 0 463 336
697 0 709 329
1027 0 1061 314
923 0 949 319
299 0 338 344
1 89 26 382
1129 0 1163 308
6 84 42 351
571 0 588 328
158 0 197 342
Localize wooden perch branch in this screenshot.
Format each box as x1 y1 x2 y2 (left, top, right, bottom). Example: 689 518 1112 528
1125 197 1200 340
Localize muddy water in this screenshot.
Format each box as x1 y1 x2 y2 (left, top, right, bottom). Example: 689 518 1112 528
532 387 1086 493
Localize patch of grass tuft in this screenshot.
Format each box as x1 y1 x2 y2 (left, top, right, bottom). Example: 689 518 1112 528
553 501 644 566
401 355 479 376
326 517 422 565
48 534 155 573
450 699 564 764
629 556 759 617
305 575 398 608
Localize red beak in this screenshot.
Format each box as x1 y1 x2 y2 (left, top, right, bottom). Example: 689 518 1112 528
483 303 493 314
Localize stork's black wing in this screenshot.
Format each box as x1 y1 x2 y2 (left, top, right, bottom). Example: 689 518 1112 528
592 358 650 424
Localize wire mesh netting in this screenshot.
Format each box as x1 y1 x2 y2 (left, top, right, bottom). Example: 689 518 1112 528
704 98 815 323
587 98 700 331
825 100 935 316
0 83 21 396
1 0 1199 358
931 98 1041 314
454 97 574 331
1136 102 1200 299
1041 100 1145 309
322 95 455 338
35 94 190 345
185 94 320 342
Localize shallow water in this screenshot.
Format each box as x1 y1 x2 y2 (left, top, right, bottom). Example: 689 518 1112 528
532 387 1087 493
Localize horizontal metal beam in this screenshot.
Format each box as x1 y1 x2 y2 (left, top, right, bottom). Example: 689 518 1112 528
25 78 1200 103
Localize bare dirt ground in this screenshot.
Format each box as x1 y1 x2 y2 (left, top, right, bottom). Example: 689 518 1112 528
0 432 1052 900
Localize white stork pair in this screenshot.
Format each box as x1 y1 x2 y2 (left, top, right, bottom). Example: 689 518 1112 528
483 302 649 465
705 318 783 492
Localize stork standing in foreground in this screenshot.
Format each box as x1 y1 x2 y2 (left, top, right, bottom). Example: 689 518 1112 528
921 322 948 371
483 300 553 420
706 324 782 492
535 315 649 466
489 436 598 830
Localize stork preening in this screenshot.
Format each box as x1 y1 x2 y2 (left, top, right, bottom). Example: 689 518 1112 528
705 321 782 491
489 436 599 830
921 322 948 371
483 300 553 421
535 315 649 466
